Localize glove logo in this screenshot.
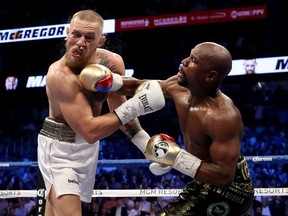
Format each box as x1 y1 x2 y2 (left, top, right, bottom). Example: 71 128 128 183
138 94 153 113
153 141 169 159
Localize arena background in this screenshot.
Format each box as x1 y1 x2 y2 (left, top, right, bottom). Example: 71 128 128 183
0 0 288 215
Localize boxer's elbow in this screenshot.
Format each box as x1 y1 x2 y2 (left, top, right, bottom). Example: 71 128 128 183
216 173 235 188
198 163 236 188
218 179 234 188
79 129 101 144
85 136 98 144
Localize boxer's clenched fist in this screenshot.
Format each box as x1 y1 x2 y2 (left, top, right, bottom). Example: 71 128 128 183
145 134 202 178
79 64 123 92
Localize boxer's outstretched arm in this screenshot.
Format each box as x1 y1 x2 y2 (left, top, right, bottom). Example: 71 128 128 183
80 64 173 175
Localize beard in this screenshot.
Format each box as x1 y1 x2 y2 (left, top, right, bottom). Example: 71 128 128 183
177 74 188 87
64 51 91 75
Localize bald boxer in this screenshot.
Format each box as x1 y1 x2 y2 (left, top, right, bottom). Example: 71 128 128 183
94 42 255 216
37 9 164 216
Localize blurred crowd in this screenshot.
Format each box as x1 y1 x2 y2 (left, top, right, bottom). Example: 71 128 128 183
0 160 287 215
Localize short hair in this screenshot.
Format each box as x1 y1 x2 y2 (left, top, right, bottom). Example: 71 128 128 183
69 9 104 31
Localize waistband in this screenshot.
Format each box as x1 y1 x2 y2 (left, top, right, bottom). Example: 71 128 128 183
39 117 76 143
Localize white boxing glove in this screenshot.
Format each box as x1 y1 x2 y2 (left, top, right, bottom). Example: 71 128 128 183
114 80 165 125
79 64 123 92
131 130 172 175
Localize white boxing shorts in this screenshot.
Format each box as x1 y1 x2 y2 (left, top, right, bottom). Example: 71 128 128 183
37 117 99 203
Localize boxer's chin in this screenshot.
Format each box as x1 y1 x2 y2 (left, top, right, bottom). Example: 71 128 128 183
65 53 85 68
177 76 187 87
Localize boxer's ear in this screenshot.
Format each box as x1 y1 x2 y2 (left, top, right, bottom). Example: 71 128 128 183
98 34 107 47
64 27 70 40
66 27 70 37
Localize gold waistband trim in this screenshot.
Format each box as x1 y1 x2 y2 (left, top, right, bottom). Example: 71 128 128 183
237 156 247 169
39 117 75 143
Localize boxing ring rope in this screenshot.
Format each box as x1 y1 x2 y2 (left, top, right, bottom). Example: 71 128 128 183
1 156 288 168
1 156 288 199
1 188 288 199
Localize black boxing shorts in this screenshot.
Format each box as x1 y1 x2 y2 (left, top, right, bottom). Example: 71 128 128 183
157 155 254 216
